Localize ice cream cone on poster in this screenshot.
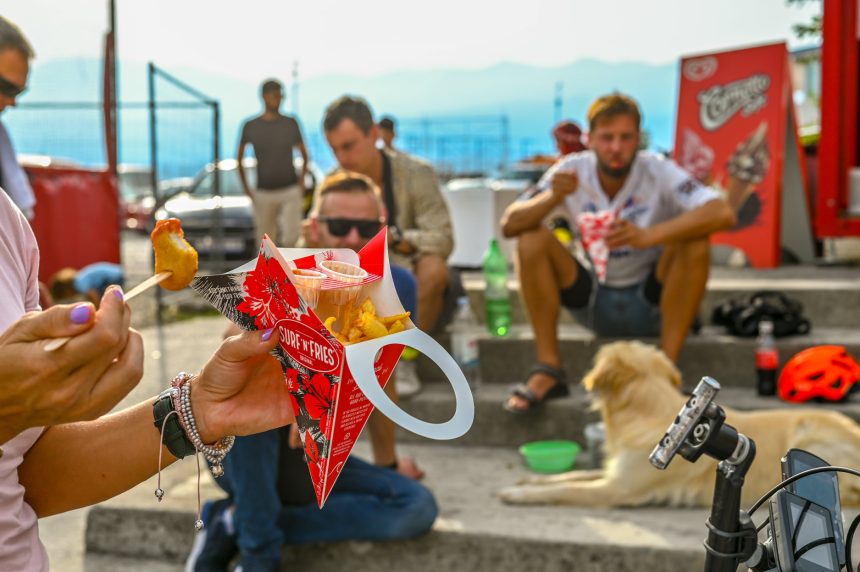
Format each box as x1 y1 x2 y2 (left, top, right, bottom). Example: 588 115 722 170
576 209 617 283
724 175 756 211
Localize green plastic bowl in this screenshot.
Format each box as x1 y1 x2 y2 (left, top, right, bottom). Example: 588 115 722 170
519 440 581 474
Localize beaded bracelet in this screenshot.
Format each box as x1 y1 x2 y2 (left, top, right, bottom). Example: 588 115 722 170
154 372 236 531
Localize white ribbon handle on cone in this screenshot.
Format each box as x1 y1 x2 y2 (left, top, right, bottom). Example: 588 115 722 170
344 328 475 440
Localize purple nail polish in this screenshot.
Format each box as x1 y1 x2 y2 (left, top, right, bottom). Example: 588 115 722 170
70 304 91 324
262 328 274 342
113 288 124 302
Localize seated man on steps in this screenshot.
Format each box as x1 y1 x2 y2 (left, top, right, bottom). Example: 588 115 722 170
500 92 736 414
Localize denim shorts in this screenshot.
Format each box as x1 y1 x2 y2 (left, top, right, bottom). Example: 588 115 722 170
560 258 662 337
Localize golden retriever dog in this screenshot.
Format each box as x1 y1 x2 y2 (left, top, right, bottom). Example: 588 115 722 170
499 341 860 508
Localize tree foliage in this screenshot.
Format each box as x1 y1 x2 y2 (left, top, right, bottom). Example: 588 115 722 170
787 0 822 39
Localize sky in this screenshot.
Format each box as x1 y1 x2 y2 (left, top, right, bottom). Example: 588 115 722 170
2 0 821 82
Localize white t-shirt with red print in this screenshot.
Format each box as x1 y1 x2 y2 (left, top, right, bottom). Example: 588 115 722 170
534 151 721 287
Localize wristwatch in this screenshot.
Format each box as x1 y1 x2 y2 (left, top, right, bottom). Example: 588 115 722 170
153 388 196 459
388 225 403 248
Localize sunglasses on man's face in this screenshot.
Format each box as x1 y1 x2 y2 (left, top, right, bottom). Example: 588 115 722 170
319 217 382 239
0 75 25 99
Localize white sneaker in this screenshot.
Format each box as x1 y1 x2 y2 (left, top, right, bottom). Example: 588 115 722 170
395 359 421 397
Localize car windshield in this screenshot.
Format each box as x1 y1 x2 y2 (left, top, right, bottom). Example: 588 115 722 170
119 169 153 200
189 167 254 198
495 166 548 184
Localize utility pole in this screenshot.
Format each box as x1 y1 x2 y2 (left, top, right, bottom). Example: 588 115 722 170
106 0 119 176
554 81 563 125
292 60 300 116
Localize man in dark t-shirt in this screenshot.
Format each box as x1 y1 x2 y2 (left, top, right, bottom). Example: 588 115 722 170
238 79 310 247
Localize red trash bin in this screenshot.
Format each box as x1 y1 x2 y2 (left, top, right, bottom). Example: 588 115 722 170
26 164 121 284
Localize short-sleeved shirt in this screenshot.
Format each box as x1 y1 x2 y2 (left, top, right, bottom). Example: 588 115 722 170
74 262 124 299
534 151 721 287
239 115 304 190
0 189 47 571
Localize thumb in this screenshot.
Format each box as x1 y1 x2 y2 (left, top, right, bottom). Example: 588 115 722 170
217 327 280 364
11 303 96 342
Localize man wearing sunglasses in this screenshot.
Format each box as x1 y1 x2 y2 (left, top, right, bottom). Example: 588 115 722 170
0 17 35 220
321 96 454 337
303 171 425 479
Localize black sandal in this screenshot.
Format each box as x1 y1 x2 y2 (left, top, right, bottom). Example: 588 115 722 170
503 363 570 415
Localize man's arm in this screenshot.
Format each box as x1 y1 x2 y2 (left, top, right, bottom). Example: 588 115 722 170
237 139 252 199
501 191 565 238
399 163 454 258
501 170 578 238
296 141 310 193
607 198 736 250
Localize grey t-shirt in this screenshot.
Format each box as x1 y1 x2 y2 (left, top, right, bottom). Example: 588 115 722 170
240 114 304 190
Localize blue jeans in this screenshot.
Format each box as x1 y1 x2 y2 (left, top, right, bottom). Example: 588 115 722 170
216 447 436 560
278 457 437 544
390 265 418 321
570 281 662 337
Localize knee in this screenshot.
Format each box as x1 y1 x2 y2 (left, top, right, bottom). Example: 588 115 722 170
517 227 551 259
680 237 710 262
391 485 438 539
415 256 448 295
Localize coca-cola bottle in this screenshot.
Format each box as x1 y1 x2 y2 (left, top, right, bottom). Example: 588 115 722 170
755 320 778 396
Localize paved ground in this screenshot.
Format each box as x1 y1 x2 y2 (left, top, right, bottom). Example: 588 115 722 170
32 232 860 570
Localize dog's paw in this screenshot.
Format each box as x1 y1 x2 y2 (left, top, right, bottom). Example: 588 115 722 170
497 486 531 505
516 474 551 485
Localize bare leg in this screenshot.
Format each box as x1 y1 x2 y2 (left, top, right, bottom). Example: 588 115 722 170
506 227 578 412
367 374 425 479
517 469 604 485
499 477 633 507
413 254 449 333
656 237 710 362
368 376 399 466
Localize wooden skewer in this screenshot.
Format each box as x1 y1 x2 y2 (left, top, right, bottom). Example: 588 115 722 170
44 272 173 352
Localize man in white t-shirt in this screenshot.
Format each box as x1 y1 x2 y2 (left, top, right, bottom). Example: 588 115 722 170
501 93 736 414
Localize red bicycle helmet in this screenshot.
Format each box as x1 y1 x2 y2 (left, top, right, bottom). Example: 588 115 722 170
778 345 860 403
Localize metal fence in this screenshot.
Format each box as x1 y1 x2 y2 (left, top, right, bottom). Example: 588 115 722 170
304 114 511 178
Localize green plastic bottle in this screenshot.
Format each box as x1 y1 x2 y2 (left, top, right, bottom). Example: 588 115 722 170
483 239 511 337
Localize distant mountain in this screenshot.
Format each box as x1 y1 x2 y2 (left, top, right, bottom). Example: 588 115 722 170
6 57 678 175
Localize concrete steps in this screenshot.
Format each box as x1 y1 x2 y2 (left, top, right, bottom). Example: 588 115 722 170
394 384 860 448
414 323 860 391
462 265 860 329
85 442 709 572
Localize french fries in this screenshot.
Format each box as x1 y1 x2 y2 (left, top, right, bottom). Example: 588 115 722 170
322 297 410 345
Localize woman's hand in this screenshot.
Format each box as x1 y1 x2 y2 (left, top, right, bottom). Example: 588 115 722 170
191 328 295 443
0 287 143 441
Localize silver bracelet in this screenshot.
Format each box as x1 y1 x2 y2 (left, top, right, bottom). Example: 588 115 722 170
154 372 236 531
175 373 235 478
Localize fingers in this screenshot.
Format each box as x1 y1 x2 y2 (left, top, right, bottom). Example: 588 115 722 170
62 286 133 380
216 328 280 365
288 424 302 449
4 303 96 344
74 329 145 421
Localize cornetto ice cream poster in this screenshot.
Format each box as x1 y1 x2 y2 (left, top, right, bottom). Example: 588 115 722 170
675 42 794 268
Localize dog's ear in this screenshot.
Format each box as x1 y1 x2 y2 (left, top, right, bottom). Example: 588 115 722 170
583 342 642 396
583 341 682 395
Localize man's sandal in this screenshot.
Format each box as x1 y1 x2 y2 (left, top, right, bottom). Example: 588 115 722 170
503 363 570 415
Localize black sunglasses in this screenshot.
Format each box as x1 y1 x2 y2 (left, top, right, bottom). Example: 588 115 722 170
319 217 382 238
0 75 25 99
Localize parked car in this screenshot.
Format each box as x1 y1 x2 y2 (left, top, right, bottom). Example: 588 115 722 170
118 165 155 233
155 157 323 271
